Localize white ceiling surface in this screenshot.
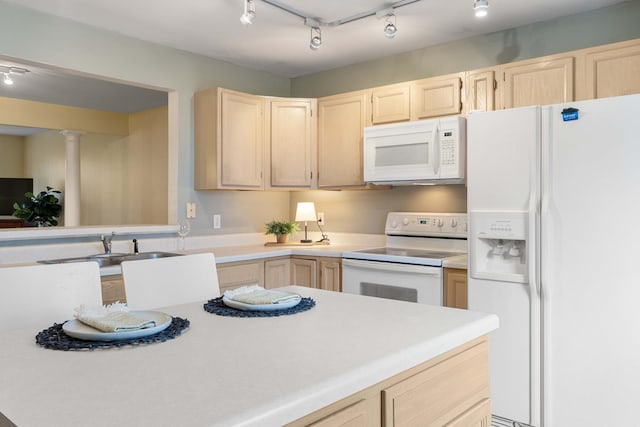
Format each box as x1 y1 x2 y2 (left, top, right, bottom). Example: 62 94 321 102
0 0 627 126
4 0 627 78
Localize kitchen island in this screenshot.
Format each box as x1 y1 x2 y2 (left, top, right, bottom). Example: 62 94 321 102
0 286 497 427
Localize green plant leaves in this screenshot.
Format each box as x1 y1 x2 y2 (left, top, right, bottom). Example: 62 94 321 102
12 187 62 226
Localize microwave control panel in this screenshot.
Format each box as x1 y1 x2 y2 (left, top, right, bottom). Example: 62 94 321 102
385 212 468 238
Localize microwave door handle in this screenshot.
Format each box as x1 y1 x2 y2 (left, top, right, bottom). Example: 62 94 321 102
432 124 440 175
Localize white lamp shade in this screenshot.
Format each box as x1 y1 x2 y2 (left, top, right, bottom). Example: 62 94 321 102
295 202 317 222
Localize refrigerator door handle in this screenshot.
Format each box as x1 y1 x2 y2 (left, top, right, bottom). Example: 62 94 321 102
527 108 542 427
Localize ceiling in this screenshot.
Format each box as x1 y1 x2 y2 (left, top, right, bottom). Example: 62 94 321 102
0 0 629 122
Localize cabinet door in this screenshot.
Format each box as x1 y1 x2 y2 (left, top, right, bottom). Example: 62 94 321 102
410 74 463 120
382 340 489 426
217 260 264 293
194 88 264 189
318 91 369 188
291 257 317 288
465 69 496 113
501 56 574 108
264 257 291 289
444 268 468 309
101 274 126 305
371 83 411 124
318 258 341 292
220 90 264 188
581 39 640 100
268 99 316 189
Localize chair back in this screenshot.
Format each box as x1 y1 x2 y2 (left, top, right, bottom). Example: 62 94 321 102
121 253 220 310
0 262 103 333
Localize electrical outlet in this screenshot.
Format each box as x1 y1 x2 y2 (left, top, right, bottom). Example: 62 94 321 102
186 202 196 219
317 212 325 226
213 214 221 229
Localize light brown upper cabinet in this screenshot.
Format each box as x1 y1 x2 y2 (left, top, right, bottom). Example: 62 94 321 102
465 68 496 113
577 38 640 100
371 82 411 124
266 98 317 189
501 55 574 109
195 88 264 190
317 90 371 188
410 73 464 120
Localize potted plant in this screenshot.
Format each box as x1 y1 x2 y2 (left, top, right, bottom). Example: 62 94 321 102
12 186 63 227
264 220 300 243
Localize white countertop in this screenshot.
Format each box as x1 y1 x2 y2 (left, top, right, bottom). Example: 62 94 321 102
0 286 496 427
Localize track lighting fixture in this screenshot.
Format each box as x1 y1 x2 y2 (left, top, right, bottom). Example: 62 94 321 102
240 0 255 25
384 15 397 39
309 27 322 50
0 66 29 86
473 0 489 17
249 0 429 48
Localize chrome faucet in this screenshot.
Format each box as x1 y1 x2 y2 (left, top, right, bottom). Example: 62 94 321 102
101 232 115 254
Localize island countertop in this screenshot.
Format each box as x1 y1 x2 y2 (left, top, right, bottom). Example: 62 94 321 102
0 287 497 427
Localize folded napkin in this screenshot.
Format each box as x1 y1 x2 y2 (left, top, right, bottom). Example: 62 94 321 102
74 302 157 333
224 285 301 305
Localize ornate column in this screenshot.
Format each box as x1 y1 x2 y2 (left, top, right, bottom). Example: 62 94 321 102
60 130 85 226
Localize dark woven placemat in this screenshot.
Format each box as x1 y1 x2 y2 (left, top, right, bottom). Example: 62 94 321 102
204 297 315 317
35 317 190 351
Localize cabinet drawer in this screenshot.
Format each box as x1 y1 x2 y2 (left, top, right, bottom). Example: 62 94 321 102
382 340 489 426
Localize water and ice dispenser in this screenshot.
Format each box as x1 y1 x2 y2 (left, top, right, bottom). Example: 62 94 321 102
469 211 529 284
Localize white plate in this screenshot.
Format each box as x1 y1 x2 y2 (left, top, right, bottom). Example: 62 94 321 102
222 295 301 312
62 311 173 341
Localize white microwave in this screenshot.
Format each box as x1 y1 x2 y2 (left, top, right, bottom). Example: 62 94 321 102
363 116 466 185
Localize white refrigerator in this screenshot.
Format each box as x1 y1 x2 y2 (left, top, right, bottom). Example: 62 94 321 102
467 93 640 427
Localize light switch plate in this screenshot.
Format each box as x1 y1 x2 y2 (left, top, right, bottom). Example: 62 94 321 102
213 214 221 229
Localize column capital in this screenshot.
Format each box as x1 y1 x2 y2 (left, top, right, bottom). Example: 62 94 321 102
60 129 86 139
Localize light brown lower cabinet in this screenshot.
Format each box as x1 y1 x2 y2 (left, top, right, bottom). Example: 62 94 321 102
100 274 126 305
291 257 318 288
101 255 342 305
264 257 291 289
216 259 265 293
291 256 342 292
285 336 491 427
218 256 342 292
444 268 468 309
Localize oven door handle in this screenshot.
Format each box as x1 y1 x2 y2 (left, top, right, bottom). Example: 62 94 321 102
342 259 442 276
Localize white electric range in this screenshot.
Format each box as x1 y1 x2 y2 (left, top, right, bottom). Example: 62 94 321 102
342 212 467 305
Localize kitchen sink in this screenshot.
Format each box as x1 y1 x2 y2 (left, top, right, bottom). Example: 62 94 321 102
38 251 183 267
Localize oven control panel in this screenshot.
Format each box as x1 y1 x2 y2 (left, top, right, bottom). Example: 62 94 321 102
385 212 468 238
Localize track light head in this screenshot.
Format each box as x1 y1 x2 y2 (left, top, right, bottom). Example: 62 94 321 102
309 27 322 50
240 0 256 25
384 15 397 39
474 0 489 17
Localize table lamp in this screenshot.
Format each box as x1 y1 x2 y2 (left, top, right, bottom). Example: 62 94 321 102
295 202 317 243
